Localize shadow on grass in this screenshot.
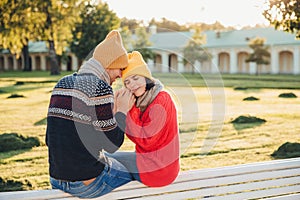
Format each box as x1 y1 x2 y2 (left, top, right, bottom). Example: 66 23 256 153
232 122 265 131
0 149 30 162
7 93 25 98
0 80 56 94
34 117 47 126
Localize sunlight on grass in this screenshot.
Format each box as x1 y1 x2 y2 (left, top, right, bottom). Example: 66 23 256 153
0 73 300 190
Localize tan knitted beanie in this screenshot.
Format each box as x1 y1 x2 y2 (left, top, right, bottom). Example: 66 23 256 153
93 30 128 69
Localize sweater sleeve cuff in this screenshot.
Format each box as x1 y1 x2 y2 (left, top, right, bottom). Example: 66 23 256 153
115 112 126 132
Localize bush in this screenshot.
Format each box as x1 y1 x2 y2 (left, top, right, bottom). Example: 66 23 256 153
14 81 25 86
0 133 40 152
0 177 32 192
271 142 300 159
278 92 297 98
243 96 259 101
7 94 25 99
231 115 266 124
234 87 248 90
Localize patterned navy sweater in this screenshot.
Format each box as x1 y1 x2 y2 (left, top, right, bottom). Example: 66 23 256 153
46 73 126 181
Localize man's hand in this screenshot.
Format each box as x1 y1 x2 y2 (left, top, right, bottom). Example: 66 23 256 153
114 88 135 115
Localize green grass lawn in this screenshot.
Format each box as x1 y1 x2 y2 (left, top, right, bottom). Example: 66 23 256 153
0 71 300 191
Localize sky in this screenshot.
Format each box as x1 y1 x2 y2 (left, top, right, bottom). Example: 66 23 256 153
103 0 270 28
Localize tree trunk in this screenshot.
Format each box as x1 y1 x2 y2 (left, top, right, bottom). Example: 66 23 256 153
48 40 60 75
256 64 260 76
22 44 31 71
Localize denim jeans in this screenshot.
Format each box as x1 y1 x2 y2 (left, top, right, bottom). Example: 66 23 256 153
50 157 132 198
105 151 141 182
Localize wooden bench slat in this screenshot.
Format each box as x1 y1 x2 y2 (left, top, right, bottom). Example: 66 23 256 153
203 176 300 199
0 189 71 200
109 157 300 191
264 193 300 200
95 167 300 200
126 184 300 200
174 157 300 183
206 185 300 200
1 158 299 200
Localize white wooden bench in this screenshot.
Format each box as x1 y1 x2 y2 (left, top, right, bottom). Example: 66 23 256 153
1 157 300 200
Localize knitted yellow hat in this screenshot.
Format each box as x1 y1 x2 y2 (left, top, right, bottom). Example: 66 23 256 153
122 51 152 81
93 30 128 69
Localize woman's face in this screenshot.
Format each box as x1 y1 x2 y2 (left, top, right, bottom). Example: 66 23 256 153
124 75 146 97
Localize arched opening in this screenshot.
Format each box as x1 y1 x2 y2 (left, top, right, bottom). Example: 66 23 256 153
279 51 293 74
169 54 178 72
8 56 14 70
17 57 22 70
67 56 72 71
35 56 41 70
237 52 250 73
0 56 4 71
154 54 162 72
46 56 51 71
218 52 230 73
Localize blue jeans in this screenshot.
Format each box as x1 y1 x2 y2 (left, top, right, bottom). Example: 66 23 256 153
50 157 132 198
105 151 141 182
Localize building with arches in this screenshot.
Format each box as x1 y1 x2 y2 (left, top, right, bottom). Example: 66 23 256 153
0 41 78 72
1 27 299 74
148 27 300 75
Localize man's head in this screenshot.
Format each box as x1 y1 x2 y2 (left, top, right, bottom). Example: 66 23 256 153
93 30 128 84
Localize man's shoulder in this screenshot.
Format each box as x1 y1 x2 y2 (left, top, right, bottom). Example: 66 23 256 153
56 73 113 97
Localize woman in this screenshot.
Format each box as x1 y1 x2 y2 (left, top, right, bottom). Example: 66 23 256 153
111 51 180 187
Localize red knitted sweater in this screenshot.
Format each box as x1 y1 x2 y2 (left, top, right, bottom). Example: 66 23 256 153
125 91 180 187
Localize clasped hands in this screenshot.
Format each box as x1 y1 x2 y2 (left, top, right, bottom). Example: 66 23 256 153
113 88 135 115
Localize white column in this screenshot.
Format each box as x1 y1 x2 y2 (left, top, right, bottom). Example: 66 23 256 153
161 52 169 73
147 59 155 72
3 55 9 70
194 60 201 73
249 63 256 75
71 54 78 71
293 46 300 74
230 49 237 74
271 47 279 74
211 50 219 73
41 55 47 71
31 55 36 71
13 57 18 70
177 54 184 73
61 63 67 71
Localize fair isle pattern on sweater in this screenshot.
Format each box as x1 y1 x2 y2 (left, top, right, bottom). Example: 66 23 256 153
52 89 114 106
48 73 117 131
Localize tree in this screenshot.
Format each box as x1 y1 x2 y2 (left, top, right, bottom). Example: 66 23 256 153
70 2 120 63
263 0 300 38
245 37 270 75
0 0 83 74
37 0 83 75
183 28 210 74
0 0 45 71
119 26 133 51
120 18 142 33
131 27 154 62
149 18 188 32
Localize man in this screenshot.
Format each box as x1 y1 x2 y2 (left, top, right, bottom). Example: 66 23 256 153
46 30 135 198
